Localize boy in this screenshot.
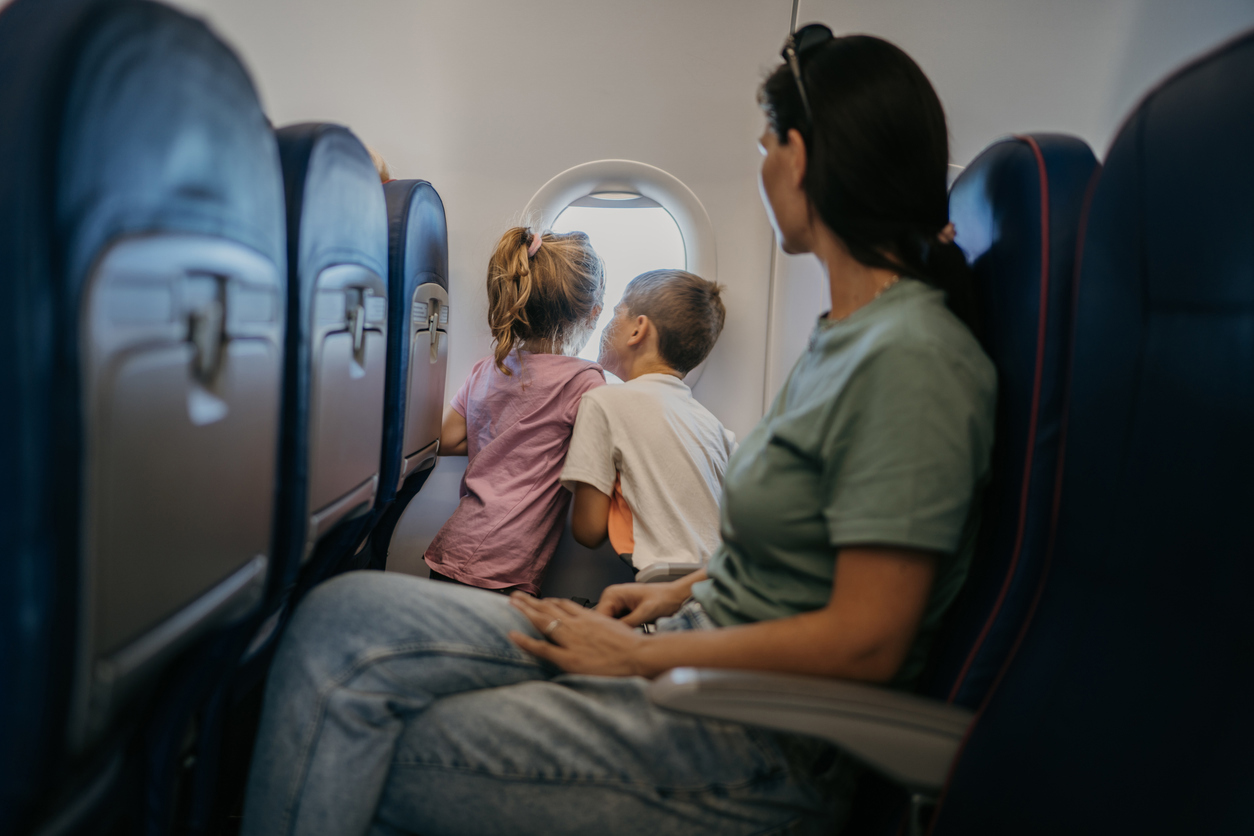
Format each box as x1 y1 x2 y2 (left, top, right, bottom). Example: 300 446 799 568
560 269 735 575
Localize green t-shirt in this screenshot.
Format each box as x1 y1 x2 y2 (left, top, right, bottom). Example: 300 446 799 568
692 278 997 688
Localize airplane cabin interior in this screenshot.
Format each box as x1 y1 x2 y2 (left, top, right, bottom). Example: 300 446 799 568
2 0 1253 834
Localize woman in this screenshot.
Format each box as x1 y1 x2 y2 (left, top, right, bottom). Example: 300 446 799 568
242 29 995 836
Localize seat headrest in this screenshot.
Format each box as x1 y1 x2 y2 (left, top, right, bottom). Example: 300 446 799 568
1091 30 1254 308
276 123 388 288
951 134 1099 278
385 179 449 291
56 1 285 291
0 0 284 302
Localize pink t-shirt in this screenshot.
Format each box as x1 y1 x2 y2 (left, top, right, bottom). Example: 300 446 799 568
425 351 605 593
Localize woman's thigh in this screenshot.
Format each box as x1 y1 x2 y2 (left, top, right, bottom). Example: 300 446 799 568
270 570 552 698
375 674 845 836
243 572 557 836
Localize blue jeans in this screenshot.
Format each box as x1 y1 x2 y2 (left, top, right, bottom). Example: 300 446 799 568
241 571 852 836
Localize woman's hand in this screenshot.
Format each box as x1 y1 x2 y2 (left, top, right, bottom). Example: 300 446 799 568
595 572 704 627
509 595 647 676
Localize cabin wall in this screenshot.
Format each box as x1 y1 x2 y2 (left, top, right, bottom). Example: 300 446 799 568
168 0 792 567
767 0 1254 404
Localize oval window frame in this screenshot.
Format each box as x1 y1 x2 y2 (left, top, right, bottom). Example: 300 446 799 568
523 159 718 386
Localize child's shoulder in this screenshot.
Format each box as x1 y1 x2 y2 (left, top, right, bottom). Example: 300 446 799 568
468 353 600 384
511 355 604 403
546 355 605 388
459 355 508 391
579 374 691 417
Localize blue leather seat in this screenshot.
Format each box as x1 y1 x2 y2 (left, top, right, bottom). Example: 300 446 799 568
0 0 285 831
838 133 1100 835
366 179 450 569
194 127 389 836
924 134 1100 708
931 31 1254 835
270 123 389 597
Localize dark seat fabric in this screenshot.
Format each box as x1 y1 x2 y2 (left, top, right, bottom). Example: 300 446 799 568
366 180 449 569
921 134 1100 708
931 32 1254 835
379 179 448 501
844 135 1099 836
0 0 284 831
271 124 388 596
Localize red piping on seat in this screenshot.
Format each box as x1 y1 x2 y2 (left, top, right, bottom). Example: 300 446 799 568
926 164 1103 835
944 135 1051 705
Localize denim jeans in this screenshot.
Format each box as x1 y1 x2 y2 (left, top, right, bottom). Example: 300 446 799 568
241 571 852 836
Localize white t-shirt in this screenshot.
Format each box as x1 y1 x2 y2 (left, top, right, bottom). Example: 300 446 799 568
560 373 737 571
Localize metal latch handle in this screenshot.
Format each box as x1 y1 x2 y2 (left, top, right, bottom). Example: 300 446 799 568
348 302 366 353
189 299 225 385
428 303 440 363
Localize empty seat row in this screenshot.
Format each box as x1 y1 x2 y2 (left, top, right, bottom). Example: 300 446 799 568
0 1 449 833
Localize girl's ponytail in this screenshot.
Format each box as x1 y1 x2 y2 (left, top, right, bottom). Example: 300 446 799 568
485 227 604 375
487 228 537 373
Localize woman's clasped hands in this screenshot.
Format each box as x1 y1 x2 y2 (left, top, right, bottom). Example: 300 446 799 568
508 577 693 677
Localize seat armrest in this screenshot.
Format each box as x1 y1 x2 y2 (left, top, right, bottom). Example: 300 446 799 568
636 561 703 583
648 668 973 792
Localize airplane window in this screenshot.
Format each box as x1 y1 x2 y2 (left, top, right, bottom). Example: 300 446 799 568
551 193 686 367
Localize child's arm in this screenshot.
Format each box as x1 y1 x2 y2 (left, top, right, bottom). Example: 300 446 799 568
570 483 611 548
439 407 469 456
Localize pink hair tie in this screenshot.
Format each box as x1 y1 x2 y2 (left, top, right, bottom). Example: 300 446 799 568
527 231 544 258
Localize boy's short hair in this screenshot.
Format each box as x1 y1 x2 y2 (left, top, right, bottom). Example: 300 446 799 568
621 269 726 374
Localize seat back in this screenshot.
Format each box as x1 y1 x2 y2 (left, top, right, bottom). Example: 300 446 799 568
932 32 1254 835
0 0 284 829
272 124 388 589
380 179 449 501
921 134 1099 708
843 134 1098 836
362 180 449 569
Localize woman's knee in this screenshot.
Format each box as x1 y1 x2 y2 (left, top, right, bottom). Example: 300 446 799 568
281 571 534 665
287 571 393 639
276 571 423 676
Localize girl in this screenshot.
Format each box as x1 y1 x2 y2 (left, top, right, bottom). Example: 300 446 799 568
423 227 605 595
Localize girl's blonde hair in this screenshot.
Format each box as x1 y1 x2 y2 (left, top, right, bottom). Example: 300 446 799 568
367 145 391 182
486 227 604 375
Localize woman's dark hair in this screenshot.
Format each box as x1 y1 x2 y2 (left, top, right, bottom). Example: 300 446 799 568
760 34 979 334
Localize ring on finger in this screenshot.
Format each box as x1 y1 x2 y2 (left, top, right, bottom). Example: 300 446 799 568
542 618 563 638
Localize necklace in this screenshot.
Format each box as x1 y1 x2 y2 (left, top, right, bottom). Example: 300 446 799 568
829 274 901 322
872 273 901 301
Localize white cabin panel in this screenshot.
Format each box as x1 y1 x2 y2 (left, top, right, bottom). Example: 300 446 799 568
763 0 1254 402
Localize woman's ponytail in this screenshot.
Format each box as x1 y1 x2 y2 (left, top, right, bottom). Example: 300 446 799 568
841 224 981 338
920 235 980 338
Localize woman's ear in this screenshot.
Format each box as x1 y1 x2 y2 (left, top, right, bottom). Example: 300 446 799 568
784 128 808 189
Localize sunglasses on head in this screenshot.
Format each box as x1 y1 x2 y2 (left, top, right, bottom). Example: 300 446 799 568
781 23 834 128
